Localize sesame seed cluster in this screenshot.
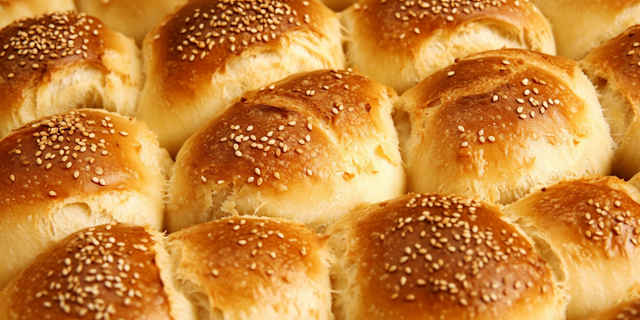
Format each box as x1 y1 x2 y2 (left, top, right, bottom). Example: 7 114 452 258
529 180 640 247
351 0 528 42
195 69 364 189
0 11 104 80
366 194 551 307
3 110 131 204
358 0 520 25
439 57 566 149
189 218 312 279
164 0 313 62
20 223 168 319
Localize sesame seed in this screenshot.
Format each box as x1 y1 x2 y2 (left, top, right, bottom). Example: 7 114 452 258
457 126 465 133
238 240 247 245
119 131 128 136
201 176 207 183
521 78 529 86
212 269 219 277
502 60 510 65
217 180 225 185
446 16 454 21
447 71 455 77
49 191 57 197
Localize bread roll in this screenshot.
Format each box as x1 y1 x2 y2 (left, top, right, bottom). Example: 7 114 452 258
588 297 640 320
326 193 565 320
74 0 186 44
341 0 555 94
531 0 640 60
137 0 345 157
0 109 172 290
503 175 640 320
166 216 332 320
581 25 640 179
0 0 75 28
394 49 613 204
0 223 188 320
167 69 405 232
0 11 143 139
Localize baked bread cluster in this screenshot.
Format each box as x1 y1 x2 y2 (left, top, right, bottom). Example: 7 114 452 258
2 0 640 319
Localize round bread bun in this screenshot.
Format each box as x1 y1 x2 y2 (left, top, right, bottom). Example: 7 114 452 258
166 69 405 232
394 49 613 205
325 193 565 320
0 0 75 28
74 0 186 45
166 216 332 320
580 25 640 180
530 0 640 60
0 109 172 290
136 0 345 157
588 297 640 320
0 11 143 139
0 223 189 320
503 175 640 320
340 0 555 94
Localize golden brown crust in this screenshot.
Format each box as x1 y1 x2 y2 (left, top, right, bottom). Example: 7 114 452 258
0 223 171 319
589 298 640 320
179 69 394 196
509 176 640 257
0 109 151 212
144 0 334 105
348 0 544 58
0 12 120 119
328 193 557 319
168 216 326 310
582 25 640 106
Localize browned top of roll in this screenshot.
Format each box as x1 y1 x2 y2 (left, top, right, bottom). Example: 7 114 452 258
0 12 117 111
178 69 395 196
513 176 640 257
145 0 335 98
0 110 151 212
168 216 326 308
403 49 583 165
582 25 640 103
330 193 556 317
348 0 545 58
0 223 170 319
